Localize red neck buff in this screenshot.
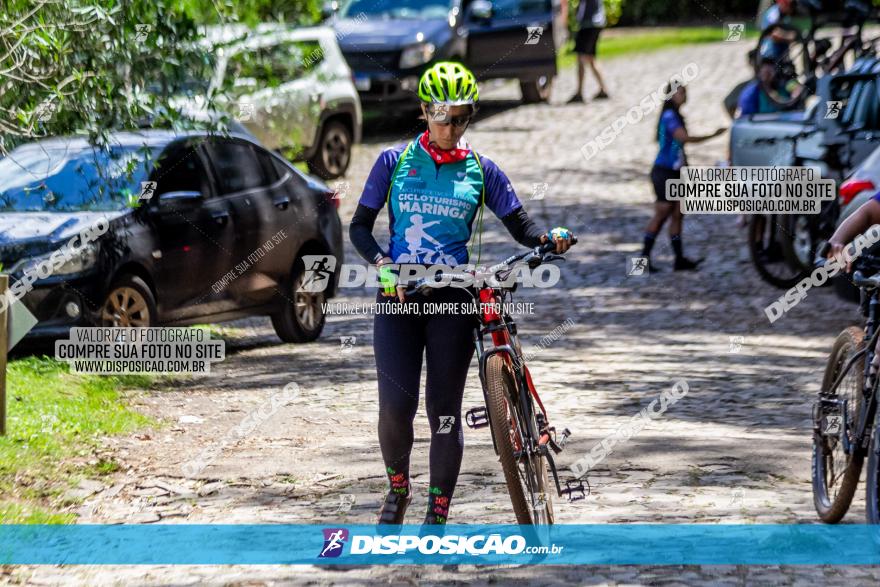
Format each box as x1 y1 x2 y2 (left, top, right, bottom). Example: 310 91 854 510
418 131 471 164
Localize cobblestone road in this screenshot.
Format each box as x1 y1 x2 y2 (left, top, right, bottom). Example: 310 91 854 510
9 40 880 585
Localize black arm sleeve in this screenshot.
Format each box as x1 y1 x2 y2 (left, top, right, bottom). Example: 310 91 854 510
501 206 545 248
349 204 386 264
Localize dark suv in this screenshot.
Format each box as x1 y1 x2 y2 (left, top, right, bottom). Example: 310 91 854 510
328 0 563 107
0 130 342 343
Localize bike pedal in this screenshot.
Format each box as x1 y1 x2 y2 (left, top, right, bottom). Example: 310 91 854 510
561 478 588 502
558 428 572 449
465 407 489 429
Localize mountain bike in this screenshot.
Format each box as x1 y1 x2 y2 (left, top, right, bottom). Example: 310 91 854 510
812 246 880 523
403 240 586 524
755 1 877 109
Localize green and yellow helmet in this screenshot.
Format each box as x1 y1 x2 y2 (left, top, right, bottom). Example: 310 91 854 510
417 61 479 106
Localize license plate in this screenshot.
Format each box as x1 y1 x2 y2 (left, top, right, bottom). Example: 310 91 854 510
354 75 371 91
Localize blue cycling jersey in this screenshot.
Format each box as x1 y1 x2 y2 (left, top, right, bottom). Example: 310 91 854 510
358 133 522 265
654 110 686 171
737 79 784 116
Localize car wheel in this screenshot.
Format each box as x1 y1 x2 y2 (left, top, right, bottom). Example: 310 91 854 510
271 257 326 343
100 275 156 327
307 120 352 180
520 75 553 104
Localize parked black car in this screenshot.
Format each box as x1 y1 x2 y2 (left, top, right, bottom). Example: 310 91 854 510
0 130 342 342
327 0 563 108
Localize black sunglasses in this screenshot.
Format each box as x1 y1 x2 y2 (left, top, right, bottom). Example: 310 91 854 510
424 105 474 128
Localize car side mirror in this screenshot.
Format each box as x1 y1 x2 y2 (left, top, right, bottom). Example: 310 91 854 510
469 0 493 21
158 190 204 207
321 1 339 21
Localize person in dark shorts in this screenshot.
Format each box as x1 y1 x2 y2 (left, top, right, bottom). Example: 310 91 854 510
563 0 609 102
640 80 725 272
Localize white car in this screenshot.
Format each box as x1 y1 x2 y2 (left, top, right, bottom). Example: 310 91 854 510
203 24 362 179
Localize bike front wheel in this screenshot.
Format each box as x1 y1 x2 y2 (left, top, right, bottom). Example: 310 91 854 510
813 326 866 523
485 354 555 525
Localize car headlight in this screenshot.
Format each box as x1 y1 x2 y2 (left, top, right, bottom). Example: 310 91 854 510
10 243 99 278
400 43 436 69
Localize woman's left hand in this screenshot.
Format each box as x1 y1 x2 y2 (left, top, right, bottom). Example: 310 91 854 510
542 227 574 254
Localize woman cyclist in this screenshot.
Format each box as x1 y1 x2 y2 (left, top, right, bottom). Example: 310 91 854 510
640 80 725 272
349 62 575 525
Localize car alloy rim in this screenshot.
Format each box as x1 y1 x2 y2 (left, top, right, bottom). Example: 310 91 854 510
292 271 323 332
322 127 350 176
101 286 150 327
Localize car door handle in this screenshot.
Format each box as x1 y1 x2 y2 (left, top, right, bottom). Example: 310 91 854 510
211 210 230 225
273 196 290 210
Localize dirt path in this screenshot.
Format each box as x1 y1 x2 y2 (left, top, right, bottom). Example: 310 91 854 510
10 40 880 585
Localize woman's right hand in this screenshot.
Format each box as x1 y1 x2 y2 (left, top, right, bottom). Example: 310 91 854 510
377 257 406 302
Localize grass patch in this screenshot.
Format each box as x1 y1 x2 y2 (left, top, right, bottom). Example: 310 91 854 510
559 26 759 68
0 356 162 524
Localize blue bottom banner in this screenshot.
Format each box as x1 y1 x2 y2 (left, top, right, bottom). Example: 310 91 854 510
2 524 880 565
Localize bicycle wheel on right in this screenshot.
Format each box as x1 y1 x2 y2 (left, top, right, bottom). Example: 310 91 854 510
813 326 866 523
485 354 554 525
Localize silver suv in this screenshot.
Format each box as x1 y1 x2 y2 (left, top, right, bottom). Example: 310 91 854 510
204 24 362 179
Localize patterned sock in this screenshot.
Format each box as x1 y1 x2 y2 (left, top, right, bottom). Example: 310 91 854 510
387 466 410 497
671 234 683 260
425 486 450 524
642 232 657 257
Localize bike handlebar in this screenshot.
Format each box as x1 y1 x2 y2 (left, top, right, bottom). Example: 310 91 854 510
815 241 880 288
398 236 578 298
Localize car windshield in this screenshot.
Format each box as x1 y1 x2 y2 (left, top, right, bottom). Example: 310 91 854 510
147 49 216 97
340 0 451 20
0 144 157 212
225 39 324 97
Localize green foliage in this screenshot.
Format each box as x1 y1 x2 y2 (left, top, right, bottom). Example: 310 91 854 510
180 0 321 26
0 356 160 523
558 26 758 67
565 0 623 27
0 0 322 155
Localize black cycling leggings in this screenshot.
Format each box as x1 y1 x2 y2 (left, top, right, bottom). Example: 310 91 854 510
373 286 477 518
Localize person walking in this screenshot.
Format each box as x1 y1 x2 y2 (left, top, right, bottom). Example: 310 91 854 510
563 0 610 102
349 62 574 525
640 80 725 272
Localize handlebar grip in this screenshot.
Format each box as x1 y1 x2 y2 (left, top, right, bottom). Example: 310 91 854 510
852 271 880 289
539 234 578 253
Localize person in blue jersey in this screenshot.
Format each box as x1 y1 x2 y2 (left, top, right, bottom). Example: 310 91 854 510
640 81 725 272
349 62 574 525
738 57 804 117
